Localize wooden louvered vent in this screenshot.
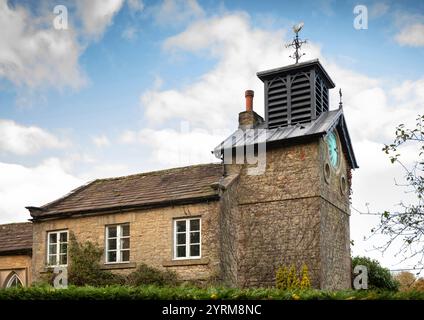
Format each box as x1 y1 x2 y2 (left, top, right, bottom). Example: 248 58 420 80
267 78 288 128
290 73 311 124
258 60 335 129
315 75 329 116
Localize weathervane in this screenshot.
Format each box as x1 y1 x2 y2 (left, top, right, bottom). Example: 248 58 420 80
285 22 307 64
339 88 343 108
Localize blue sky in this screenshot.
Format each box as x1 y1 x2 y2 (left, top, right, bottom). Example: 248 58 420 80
0 0 424 269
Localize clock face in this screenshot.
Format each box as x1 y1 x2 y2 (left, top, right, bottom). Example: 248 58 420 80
327 132 339 168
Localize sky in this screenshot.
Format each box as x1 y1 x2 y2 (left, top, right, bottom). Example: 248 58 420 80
0 0 423 270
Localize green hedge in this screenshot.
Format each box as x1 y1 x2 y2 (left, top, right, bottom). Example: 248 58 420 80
352 256 399 291
1 285 424 300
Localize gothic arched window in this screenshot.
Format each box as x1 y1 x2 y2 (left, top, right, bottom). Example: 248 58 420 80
5 272 23 288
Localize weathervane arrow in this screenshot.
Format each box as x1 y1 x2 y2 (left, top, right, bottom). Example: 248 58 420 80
285 22 307 64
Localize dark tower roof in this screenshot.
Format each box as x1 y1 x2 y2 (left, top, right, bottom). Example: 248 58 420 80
257 59 335 129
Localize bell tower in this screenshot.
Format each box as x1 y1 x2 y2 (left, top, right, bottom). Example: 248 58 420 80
214 24 358 289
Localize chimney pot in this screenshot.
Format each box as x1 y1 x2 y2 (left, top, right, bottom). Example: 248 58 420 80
245 90 254 112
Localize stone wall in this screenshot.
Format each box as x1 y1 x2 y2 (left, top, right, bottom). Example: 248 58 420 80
0 255 32 287
222 136 352 289
227 141 323 288
218 172 241 286
318 134 352 290
32 201 221 283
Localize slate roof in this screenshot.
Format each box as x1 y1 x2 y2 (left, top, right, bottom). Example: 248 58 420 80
0 222 32 255
213 108 358 169
27 163 223 220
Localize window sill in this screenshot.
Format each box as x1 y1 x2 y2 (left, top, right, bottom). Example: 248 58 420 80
101 262 136 270
162 258 209 267
42 266 67 273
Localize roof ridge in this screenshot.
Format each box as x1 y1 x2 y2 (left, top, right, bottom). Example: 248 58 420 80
0 221 32 227
96 162 222 182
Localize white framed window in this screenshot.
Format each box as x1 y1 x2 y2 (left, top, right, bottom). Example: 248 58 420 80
47 230 68 266
105 224 130 263
6 273 23 288
174 217 201 260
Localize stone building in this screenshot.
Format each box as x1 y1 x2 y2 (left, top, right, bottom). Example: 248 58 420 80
4 59 357 289
0 222 32 288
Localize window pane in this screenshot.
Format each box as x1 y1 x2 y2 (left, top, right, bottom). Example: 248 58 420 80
176 221 186 232
59 232 68 243
49 233 57 243
121 250 130 262
121 225 130 237
177 233 186 245
108 226 117 238
49 244 57 255
108 251 117 262
121 238 130 250
190 232 200 244
176 246 186 258
190 244 200 257
108 239 117 250
60 243 67 254
48 255 57 265
12 276 22 288
60 254 67 265
190 219 200 231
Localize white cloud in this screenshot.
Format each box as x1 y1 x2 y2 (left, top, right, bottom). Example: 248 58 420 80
0 0 132 90
395 23 424 47
121 26 138 40
142 13 317 130
0 0 86 89
119 130 138 144
127 0 144 12
369 2 390 19
151 0 204 26
79 163 132 180
75 0 125 38
394 12 424 47
92 134 111 147
121 124 229 167
0 158 82 223
0 119 66 155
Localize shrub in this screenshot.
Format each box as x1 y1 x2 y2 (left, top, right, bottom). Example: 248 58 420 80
127 263 179 287
2 285 424 300
275 266 288 289
352 256 399 291
68 234 126 286
413 278 424 291
275 264 310 290
300 265 311 289
287 266 300 289
394 271 416 292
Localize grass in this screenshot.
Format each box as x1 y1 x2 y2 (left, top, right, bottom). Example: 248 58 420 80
1 285 424 300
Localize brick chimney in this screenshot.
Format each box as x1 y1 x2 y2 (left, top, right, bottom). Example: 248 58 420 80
238 90 264 129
